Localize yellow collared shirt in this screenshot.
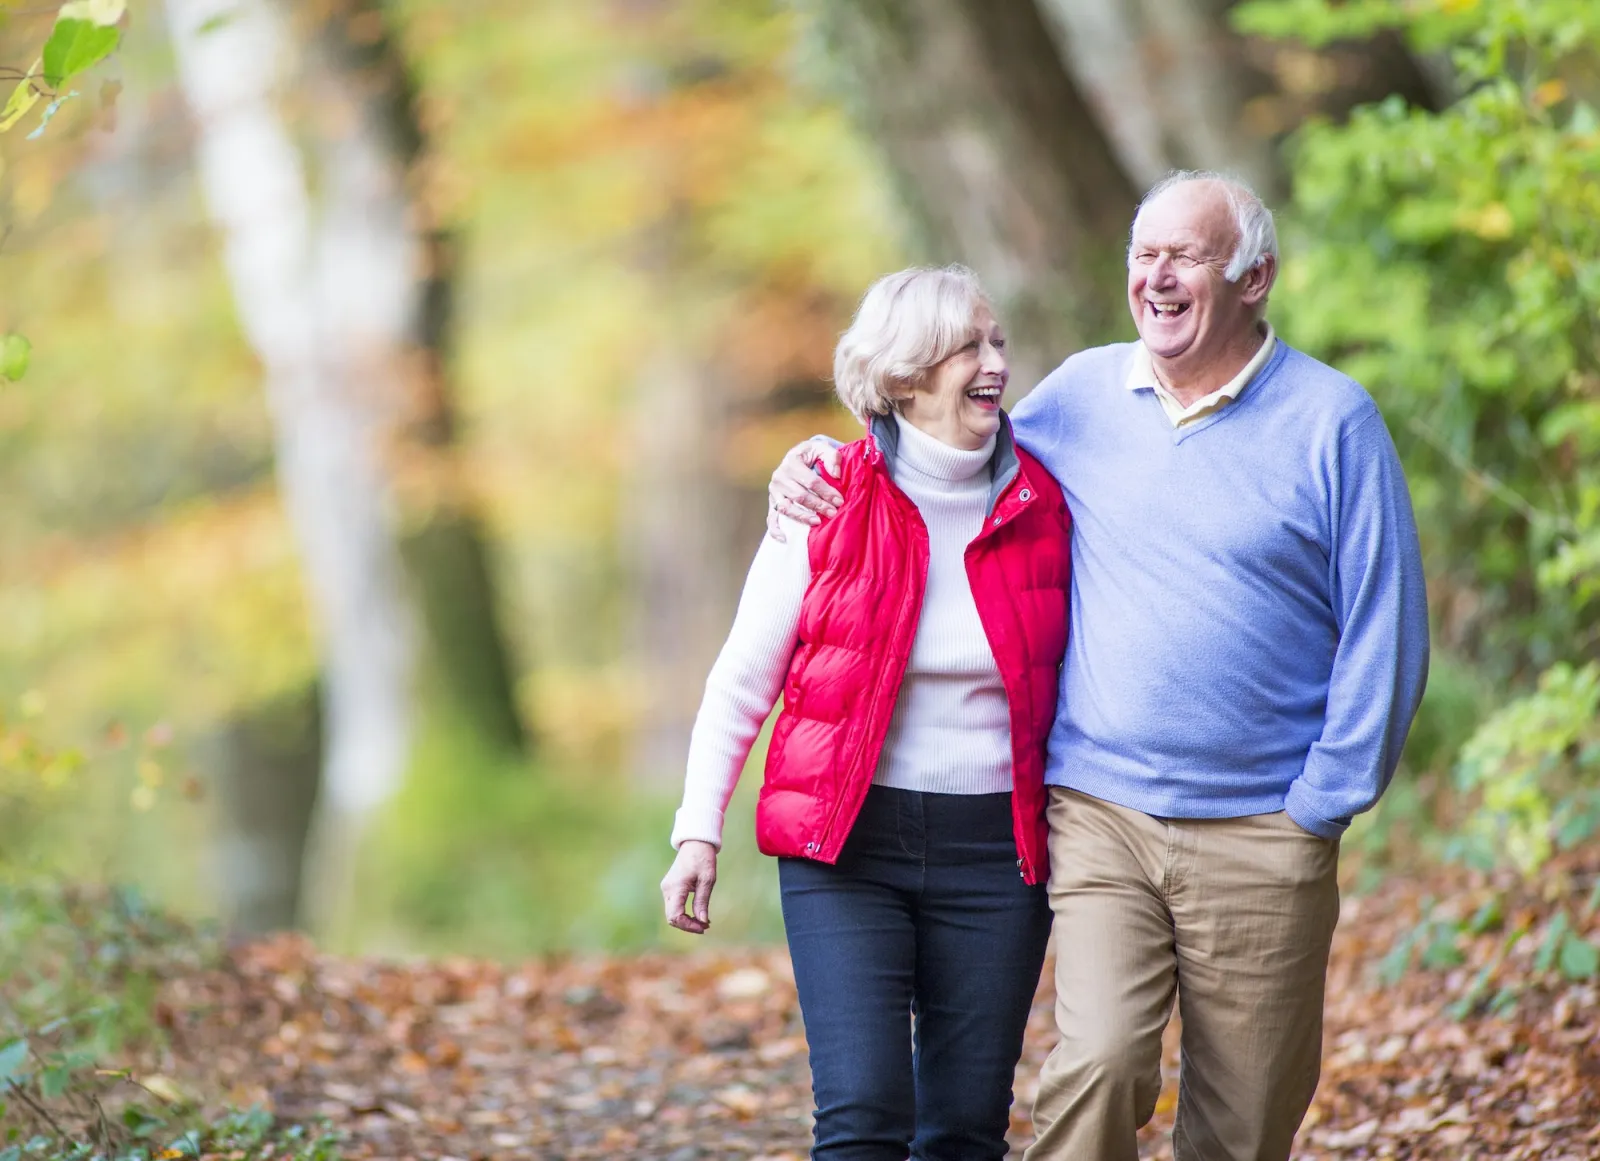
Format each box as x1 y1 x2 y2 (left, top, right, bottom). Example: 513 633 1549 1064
1126 323 1278 427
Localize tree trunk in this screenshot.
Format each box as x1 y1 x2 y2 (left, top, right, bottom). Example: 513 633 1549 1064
204 684 322 935
1035 0 1281 195
1036 0 1443 197
306 0 528 757
804 0 1141 387
623 343 738 783
166 0 417 939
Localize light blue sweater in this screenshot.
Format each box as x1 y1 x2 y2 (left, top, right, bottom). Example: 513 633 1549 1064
1009 340 1429 838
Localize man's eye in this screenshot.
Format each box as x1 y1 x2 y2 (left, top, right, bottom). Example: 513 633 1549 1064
1175 254 1199 268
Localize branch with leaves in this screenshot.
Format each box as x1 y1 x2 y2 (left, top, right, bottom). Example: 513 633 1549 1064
1 0 129 383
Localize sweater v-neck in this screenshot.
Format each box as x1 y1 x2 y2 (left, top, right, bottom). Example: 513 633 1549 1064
1130 341 1292 446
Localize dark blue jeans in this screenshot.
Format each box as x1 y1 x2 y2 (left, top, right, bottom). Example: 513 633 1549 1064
779 785 1052 1161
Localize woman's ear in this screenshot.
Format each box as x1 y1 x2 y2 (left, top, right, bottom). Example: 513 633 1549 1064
885 372 919 407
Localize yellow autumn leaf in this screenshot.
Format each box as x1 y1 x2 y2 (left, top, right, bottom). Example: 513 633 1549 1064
0 65 42 134
141 1073 189 1104
1533 80 1568 109
1458 202 1515 241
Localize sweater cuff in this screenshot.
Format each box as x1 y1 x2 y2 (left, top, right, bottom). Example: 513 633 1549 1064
1283 781 1350 840
671 804 726 851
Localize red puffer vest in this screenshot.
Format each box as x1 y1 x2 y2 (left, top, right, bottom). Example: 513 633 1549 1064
754 413 1071 884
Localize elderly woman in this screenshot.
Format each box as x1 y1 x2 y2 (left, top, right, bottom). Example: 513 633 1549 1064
660 264 1071 1160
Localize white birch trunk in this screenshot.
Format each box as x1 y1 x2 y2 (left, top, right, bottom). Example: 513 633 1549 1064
1036 0 1280 196
164 0 418 938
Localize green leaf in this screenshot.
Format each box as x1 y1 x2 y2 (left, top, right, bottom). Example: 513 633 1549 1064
1487 985 1520 1017
0 1040 28 1084
1558 933 1600 980
1465 895 1504 934
197 10 239 35
121 1103 165 1136
38 1064 69 1100
0 334 31 382
1377 927 1418 985
0 70 40 133
41 18 121 89
1534 910 1571 973
1420 924 1466 969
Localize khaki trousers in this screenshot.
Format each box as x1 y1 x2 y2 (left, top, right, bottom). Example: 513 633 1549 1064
1025 788 1340 1161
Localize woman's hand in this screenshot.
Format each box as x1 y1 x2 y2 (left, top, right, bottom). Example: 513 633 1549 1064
661 840 719 935
767 440 844 541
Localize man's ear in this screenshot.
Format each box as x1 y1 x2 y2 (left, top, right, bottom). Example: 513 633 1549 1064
1240 253 1277 310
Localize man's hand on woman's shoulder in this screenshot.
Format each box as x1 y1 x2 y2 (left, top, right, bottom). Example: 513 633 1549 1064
767 439 844 541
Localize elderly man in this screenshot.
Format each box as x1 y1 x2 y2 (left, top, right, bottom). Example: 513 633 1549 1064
768 171 1430 1160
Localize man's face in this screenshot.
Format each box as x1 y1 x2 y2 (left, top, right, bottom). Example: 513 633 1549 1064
1126 182 1264 373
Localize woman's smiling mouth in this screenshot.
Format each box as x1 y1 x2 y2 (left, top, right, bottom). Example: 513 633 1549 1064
966 385 1003 410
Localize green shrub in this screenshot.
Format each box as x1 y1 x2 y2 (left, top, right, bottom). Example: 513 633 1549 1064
1238 0 1600 878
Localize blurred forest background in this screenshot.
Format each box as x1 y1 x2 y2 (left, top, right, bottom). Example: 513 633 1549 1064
1 0 1597 962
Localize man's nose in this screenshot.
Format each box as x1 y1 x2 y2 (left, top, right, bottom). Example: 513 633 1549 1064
1148 254 1178 287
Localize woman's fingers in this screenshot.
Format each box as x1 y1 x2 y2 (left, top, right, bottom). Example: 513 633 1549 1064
661 874 691 924
668 911 708 935
691 865 716 925
663 881 706 933
662 848 716 935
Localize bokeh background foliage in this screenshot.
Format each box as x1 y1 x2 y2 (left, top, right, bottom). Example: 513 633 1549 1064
0 0 1596 960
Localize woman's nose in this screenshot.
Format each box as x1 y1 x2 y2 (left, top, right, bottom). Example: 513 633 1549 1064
981 343 1007 375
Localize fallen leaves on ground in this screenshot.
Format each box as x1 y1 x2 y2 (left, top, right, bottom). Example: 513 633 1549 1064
154 853 1600 1160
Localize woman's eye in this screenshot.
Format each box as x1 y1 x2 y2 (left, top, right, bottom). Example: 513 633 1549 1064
992 338 1006 349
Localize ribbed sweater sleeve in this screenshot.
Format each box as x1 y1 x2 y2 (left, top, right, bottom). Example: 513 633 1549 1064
670 517 812 849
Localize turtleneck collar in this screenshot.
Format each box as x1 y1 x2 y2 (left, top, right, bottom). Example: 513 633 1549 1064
889 411 996 483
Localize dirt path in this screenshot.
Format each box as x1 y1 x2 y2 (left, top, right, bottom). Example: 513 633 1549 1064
160 857 1600 1160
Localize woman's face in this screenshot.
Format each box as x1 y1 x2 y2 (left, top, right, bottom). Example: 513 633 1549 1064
897 305 1009 450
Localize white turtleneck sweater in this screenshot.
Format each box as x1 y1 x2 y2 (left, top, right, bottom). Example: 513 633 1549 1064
671 412 1012 850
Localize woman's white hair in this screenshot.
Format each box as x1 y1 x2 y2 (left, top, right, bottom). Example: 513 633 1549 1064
1131 170 1278 282
833 265 991 424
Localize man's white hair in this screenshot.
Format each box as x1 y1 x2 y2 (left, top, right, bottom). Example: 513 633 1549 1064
1131 170 1278 282
833 264 991 424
